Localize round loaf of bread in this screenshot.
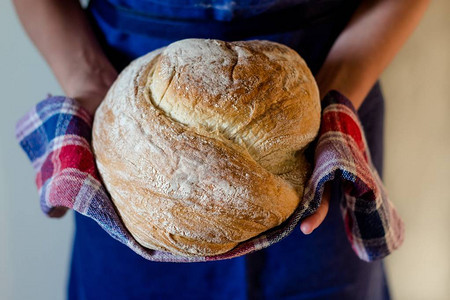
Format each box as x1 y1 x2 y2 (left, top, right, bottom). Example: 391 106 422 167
92 39 321 256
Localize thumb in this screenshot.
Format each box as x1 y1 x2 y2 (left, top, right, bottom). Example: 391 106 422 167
300 183 331 235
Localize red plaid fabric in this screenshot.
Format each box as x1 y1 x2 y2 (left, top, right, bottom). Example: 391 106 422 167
303 91 404 261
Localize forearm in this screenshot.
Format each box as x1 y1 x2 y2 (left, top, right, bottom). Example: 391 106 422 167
12 0 117 114
316 0 430 109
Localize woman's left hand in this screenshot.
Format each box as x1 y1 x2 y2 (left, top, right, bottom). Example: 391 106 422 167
305 0 431 234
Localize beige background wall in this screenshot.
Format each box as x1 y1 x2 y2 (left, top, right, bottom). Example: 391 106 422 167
0 0 448 299
382 0 450 299
0 2 73 300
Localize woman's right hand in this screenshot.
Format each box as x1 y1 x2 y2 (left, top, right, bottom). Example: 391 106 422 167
65 63 118 116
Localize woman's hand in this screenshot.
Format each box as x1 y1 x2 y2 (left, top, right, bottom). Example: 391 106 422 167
65 63 117 116
301 0 430 234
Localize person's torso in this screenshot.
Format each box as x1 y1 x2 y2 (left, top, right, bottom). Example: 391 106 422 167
99 0 351 21
69 1 389 299
87 0 361 72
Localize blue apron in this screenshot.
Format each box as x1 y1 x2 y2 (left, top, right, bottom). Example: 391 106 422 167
69 1 390 299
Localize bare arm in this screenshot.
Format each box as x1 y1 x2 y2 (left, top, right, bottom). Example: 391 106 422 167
12 0 117 115
301 0 430 234
316 0 431 109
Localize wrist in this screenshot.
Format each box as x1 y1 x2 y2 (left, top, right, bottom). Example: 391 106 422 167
62 57 117 115
316 59 370 110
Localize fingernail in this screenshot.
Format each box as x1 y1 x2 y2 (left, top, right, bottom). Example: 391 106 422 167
300 223 312 235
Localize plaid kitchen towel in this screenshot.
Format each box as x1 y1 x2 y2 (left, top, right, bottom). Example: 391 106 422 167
15 91 404 262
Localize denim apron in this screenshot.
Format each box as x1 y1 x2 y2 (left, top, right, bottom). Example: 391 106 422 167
68 1 390 299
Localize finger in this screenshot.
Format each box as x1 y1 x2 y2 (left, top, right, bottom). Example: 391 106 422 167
300 183 331 235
